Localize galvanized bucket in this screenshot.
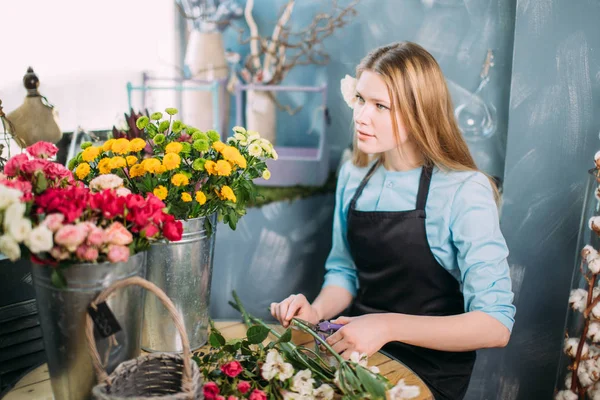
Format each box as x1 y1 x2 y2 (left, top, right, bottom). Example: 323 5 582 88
31 251 147 400
141 214 217 352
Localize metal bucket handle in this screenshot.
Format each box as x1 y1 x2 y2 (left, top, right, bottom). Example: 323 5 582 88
84 276 194 394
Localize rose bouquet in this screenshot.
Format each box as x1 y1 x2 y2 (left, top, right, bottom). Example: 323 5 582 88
68 108 277 232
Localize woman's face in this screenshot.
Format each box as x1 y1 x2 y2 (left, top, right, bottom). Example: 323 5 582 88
353 70 409 155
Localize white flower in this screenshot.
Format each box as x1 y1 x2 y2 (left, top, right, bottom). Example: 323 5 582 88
591 258 600 274
595 151 600 161
564 338 588 358
0 234 21 261
585 245 600 261
248 142 263 157
232 126 246 135
596 187 600 202
7 218 32 243
313 384 334 400
555 389 579 400
227 136 238 145
570 288 588 312
247 131 260 142
369 366 380 374
259 138 273 153
589 323 600 343
3 202 26 231
592 302 600 319
89 174 124 192
271 148 279 160
386 379 420 399
25 225 54 254
590 217 600 232
350 351 369 367
565 372 572 388
340 74 358 108
588 381 600 400
234 132 247 142
261 349 294 381
579 359 600 387
0 185 23 209
291 370 315 395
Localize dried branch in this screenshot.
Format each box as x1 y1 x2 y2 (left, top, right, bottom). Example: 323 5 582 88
263 0 295 77
244 0 262 72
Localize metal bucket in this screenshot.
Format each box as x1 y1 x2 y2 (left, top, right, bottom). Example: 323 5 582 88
31 251 147 400
141 214 217 352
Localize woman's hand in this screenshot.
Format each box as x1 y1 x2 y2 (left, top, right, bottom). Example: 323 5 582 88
326 314 391 359
270 294 321 328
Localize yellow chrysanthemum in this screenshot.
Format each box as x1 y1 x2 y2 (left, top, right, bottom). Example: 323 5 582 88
163 153 181 170
108 156 127 170
129 164 146 178
102 139 116 152
181 192 192 202
82 146 101 162
221 146 240 161
165 142 183 154
212 141 226 152
153 185 168 200
217 186 236 203
141 158 161 173
98 158 111 174
112 138 131 155
235 155 247 169
155 165 167 174
204 160 217 175
214 160 232 176
262 169 271 180
75 162 91 179
195 191 207 205
129 138 146 152
126 156 138 166
171 173 189 187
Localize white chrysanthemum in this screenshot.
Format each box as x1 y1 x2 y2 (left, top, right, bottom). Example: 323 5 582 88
340 74 357 108
234 132 246 142
259 138 273 153
89 174 124 192
555 389 579 400
0 234 21 261
386 379 420 399
232 126 247 135
590 217 600 232
313 384 334 400
570 288 588 312
7 218 32 243
579 359 600 387
247 131 260 142
262 349 294 381
0 185 23 209
271 148 279 160
565 338 588 358
248 142 263 157
291 370 315 395
25 225 54 254
350 351 369 367
227 136 237 145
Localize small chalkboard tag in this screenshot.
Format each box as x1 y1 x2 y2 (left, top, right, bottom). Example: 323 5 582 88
87 302 122 338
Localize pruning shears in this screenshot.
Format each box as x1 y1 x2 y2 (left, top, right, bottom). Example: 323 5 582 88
294 319 344 344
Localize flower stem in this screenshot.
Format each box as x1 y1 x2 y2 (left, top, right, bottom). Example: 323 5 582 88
571 272 597 394
290 318 345 364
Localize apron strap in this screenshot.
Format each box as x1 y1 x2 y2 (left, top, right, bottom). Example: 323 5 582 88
415 165 434 212
349 160 381 210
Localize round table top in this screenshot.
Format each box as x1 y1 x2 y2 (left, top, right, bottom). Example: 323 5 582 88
4 320 433 400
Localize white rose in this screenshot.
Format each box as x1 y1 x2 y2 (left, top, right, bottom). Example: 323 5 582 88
313 384 334 400
291 370 315 395
26 225 54 253
0 234 21 261
387 379 420 399
0 185 23 209
7 218 32 243
89 174 124 192
340 74 358 108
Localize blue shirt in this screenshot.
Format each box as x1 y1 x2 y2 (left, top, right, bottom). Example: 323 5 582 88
323 161 516 332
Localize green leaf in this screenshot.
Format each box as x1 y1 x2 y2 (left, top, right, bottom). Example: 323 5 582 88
246 325 270 344
209 331 226 348
35 172 48 194
355 365 387 399
51 269 67 289
277 328 292 343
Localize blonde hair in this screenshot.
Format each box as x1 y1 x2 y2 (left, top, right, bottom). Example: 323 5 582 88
351 41 500 203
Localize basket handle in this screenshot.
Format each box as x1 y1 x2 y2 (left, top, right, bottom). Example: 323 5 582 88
85 276 194 393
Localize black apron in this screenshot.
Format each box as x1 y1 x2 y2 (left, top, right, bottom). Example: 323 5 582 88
347 161 476 400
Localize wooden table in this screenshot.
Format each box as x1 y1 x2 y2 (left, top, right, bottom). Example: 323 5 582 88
4 320 433 400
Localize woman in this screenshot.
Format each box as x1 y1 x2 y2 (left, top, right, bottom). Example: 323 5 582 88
270 41 515 400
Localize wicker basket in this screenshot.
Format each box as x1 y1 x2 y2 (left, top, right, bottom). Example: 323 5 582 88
85 276 204 399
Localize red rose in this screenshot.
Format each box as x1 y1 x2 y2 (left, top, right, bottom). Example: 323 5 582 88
26 142 58 159
163 220 183 241
125 194 146 210
220 361 243 378
4 154 29 177
203 382 220 400
248 389 267 400
237 381 251 394
142 223 160 238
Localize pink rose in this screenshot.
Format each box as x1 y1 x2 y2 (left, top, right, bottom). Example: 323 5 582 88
227 397 239 400
203 382 220 400
220 361 243 378
248 389 267 400
4 154 29 177
237 381 251 394
43 162 73 182
50 246 70 261
106 244 130 263
142 223 159 239
105 222 133 246
54 224 87 252
26 142 58 159
21 159 49 175
43 213 65 232
76 244 99 261
216 397 225 400
86 225 106 246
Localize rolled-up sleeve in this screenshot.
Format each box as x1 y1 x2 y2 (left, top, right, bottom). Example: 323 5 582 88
450 173 516 331
323 162 359 297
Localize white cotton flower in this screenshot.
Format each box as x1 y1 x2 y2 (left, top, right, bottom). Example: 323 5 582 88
596 187 600 202
570 288 588 313
555 389 579 400
313 384 335 400
25 225 54 254
350 351 369 367
588 381 600 400
565 372 573 388
291 370 315 395
0 185 23 209
592 302 600 319
579 359 600 387
340 74 358 108
565 338 588 358
248 142 263 157
7 218 32 243
386 379 420 399
590 217 600 232
589 323 600 343
0 234 21 261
